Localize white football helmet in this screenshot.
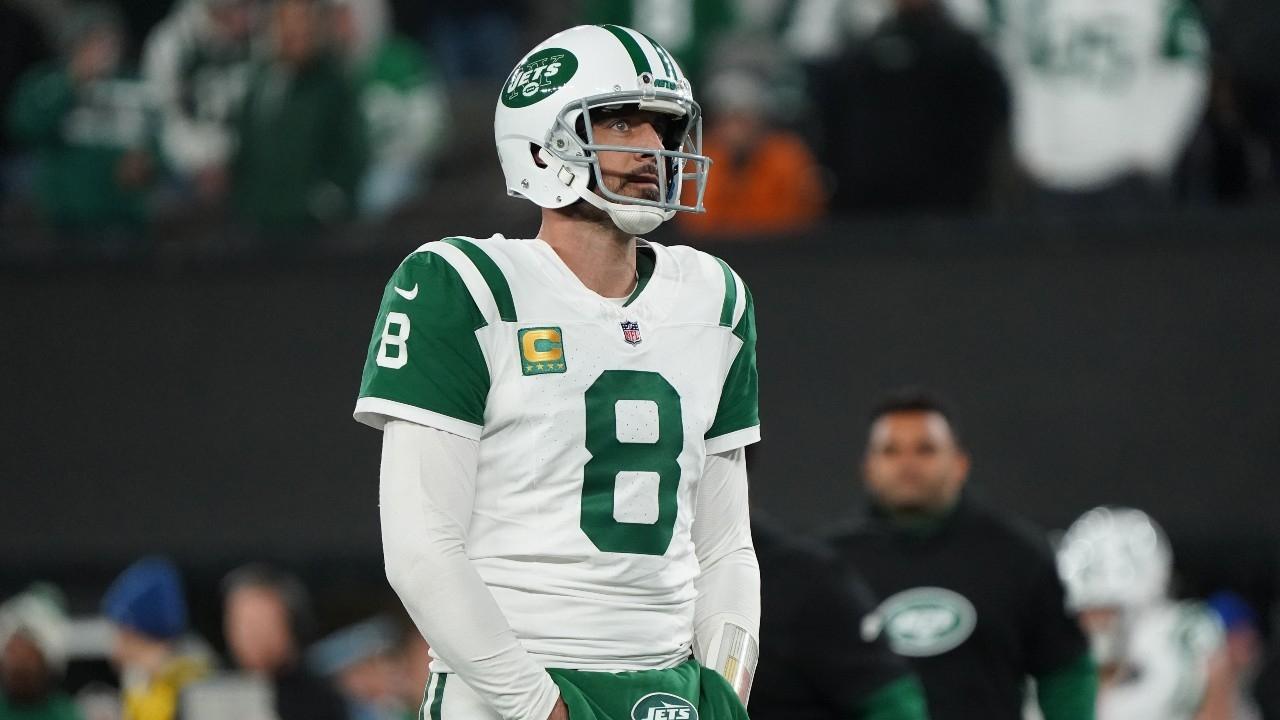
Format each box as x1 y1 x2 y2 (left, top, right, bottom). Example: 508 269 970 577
1057 506 1173 611
494 24 711 235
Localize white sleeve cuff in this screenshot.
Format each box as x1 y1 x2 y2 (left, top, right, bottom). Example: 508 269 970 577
355 396 483 441
704 425 761 455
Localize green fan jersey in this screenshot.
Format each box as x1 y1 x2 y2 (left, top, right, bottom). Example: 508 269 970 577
354 235 759 670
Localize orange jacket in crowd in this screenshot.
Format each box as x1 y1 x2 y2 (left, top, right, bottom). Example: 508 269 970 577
680 130 825 238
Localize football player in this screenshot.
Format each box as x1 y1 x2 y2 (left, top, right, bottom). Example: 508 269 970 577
1057 507 1234 720
354 25 759 720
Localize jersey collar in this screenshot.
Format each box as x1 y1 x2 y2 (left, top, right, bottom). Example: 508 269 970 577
528 237 676 321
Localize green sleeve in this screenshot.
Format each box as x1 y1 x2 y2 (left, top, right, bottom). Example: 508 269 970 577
1035 652 1098 720
7 65 74 146
355 249 490 437
857 675 930 720
705 281 759 445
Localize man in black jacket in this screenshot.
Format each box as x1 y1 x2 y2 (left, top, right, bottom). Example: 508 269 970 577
751 516 929 720
828 389 1096 720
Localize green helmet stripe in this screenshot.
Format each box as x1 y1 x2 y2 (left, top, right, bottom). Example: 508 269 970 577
638 30 679 80
600 24 652 77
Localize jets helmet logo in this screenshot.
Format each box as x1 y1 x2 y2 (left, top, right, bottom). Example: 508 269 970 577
502 48 579 109
630 693 697 720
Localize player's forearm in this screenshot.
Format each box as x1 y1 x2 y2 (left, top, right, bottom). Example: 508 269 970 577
691 448 761 702
693 546 760 703
693 548 760 646
380 420 560 720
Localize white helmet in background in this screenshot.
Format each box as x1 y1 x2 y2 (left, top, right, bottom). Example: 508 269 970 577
494 24 711 235
1057 506 1173 611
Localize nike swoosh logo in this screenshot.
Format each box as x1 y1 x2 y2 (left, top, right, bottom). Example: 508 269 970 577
394 283 419 300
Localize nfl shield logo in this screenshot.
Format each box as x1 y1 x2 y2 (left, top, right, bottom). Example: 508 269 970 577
620 320 642 346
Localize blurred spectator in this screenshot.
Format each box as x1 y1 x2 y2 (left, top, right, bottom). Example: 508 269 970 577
827 388 1095 720
231 0 366 234
0 585 81 720
992 0 1210 209
0 1 52 198
101 557 210 720
679 69 824 238
422 3 522 84
1057 508 1233 720
580 0 737 84
221 563 347 720
1207 592 1263 720
1202 0 1280 200
749 516 929 720
393 629 429 720
310 616 401 720
817 0 1009 216
329 0 447 218
142 0 260 201
6 3 158 253
777 0 986 65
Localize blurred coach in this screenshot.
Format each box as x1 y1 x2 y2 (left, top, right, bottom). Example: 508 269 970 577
827 389 1096 720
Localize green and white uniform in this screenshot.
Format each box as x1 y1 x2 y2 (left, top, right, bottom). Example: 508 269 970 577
356 234 759 671
1098 601 1224 720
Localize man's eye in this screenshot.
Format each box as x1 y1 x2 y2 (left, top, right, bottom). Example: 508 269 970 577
611 119 630 132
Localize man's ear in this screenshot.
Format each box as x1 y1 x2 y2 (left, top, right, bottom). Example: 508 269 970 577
954 450 972 486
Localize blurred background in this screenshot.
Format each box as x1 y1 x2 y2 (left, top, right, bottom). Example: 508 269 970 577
0 0 1277 717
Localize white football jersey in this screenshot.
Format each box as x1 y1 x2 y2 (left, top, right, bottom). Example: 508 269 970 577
989 0 1209 190
354 235 760 671
1098 601 1224 720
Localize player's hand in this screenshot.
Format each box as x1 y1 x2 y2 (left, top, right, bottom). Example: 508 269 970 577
545 697 570 720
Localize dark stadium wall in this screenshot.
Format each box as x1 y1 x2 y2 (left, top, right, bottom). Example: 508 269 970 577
3 216 1278 595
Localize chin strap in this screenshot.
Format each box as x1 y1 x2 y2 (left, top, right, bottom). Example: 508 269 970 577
557 163 668 235
577 180 666 235
698 619 759 706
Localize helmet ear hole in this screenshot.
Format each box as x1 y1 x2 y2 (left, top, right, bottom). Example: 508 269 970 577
529 143 548 169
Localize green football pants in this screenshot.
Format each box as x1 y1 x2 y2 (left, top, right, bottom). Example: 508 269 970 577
419 659 749 720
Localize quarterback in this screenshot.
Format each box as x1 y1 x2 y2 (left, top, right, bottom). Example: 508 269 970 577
354 25 760 720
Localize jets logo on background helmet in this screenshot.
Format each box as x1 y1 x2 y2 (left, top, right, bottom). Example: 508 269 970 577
1057 506 1173 611
494 25 711 235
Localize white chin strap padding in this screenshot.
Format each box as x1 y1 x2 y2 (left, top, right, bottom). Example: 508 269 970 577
576 184 667 235
607 206 665 235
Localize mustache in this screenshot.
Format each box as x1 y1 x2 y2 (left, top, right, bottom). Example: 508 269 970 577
602 163 660 185
628 163 660 179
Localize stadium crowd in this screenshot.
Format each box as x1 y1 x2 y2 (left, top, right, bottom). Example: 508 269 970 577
1 0 1279 260
0 559 432 720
